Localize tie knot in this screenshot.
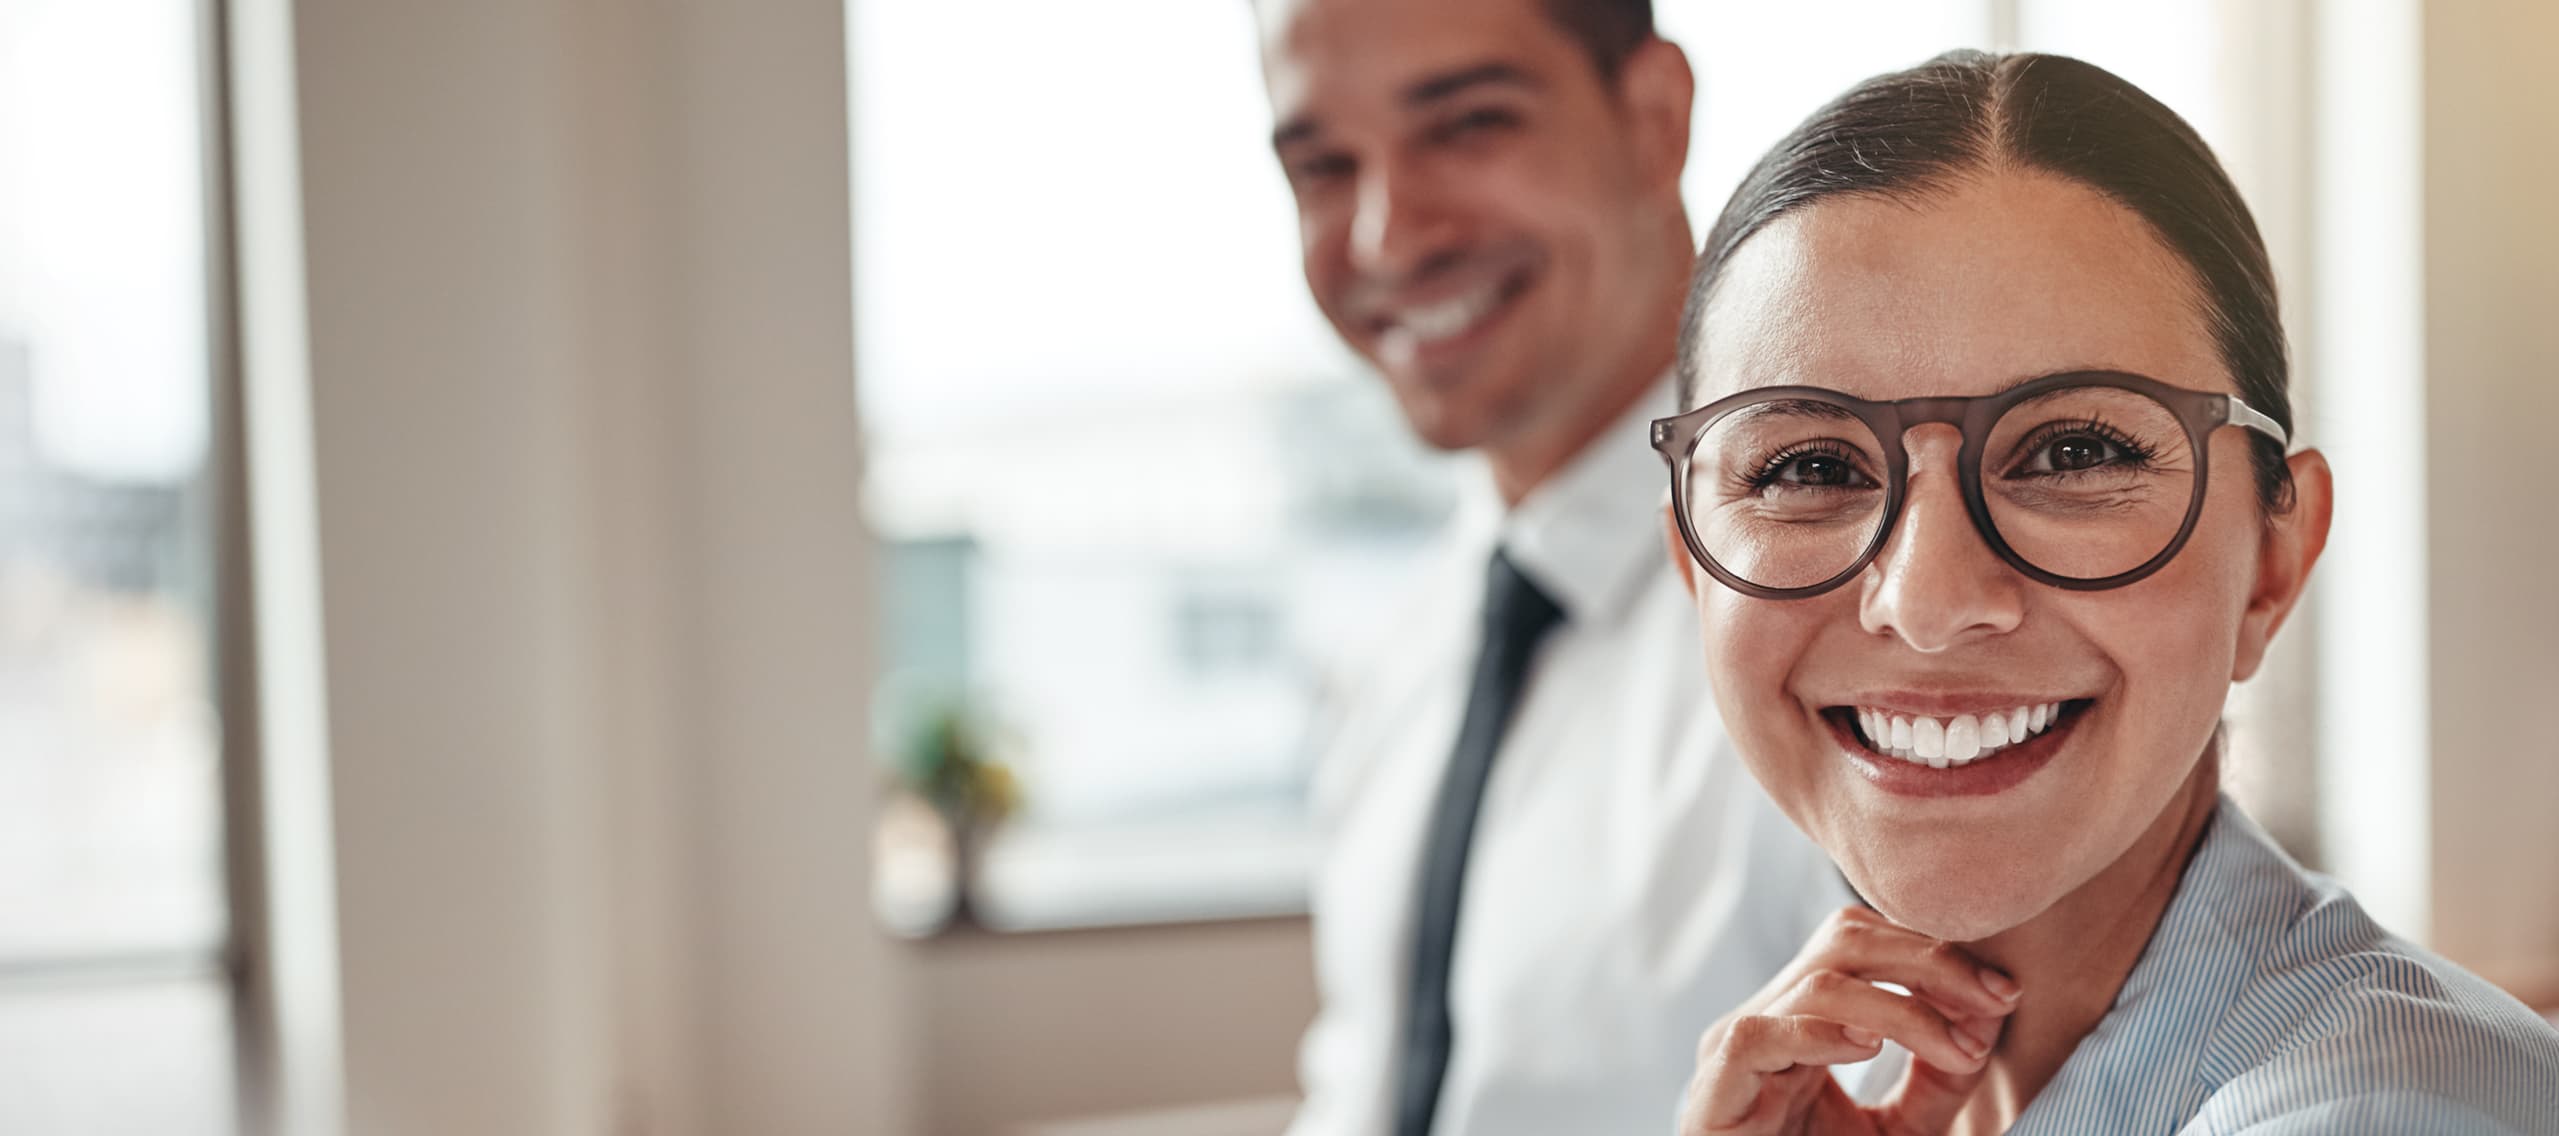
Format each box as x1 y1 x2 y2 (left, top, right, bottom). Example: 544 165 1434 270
1483 548 1566 648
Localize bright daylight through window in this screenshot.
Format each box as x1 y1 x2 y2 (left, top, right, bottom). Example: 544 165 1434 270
0 0 238 1131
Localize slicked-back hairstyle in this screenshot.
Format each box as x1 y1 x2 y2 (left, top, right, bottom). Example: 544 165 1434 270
1675 50 2296 510
1542 0 1654 81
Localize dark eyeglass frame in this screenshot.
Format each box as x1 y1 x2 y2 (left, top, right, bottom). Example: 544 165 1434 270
1649 369 2291 600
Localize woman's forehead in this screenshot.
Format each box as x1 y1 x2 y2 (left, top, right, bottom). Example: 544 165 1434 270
1693 172 2230 402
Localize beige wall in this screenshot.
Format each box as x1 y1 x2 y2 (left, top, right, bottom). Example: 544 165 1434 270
235 0 896 1131
902 920 1314 1135
2307 0 2559 1004
2418 0 2559 1002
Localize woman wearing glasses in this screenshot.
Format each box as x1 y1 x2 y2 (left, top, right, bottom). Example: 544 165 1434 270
1664 52 2559 1135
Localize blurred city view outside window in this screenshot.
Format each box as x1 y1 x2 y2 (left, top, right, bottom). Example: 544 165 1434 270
0 0 238 1131
851 1 2255 930
853 0 1452 931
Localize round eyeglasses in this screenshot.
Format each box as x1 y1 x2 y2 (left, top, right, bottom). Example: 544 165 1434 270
1651 370 2291 600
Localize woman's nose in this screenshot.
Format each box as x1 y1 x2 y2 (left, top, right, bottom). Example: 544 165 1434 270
1858 433 2025 651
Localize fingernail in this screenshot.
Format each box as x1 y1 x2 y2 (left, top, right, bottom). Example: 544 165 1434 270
1980 967 2020 1002
1960 1016 2003 1052
1953 1024 1990 1059
1842 1026 1882 1047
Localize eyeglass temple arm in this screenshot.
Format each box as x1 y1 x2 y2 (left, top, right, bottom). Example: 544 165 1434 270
2227 397 2289 447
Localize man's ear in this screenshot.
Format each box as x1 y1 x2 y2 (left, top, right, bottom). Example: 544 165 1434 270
1664 499 1700 597
1614 38 1694 199
2231 449 2333 682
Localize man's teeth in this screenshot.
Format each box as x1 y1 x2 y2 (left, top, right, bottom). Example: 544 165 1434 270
1392 284 1504 344
1854 703 2066 769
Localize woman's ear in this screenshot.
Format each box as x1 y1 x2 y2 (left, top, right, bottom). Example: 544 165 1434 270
2231 449 2333 682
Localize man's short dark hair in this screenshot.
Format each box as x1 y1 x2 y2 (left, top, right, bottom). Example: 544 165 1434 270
1542 0 1654 81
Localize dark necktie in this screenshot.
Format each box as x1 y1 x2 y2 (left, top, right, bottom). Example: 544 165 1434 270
1395 548 1567 1136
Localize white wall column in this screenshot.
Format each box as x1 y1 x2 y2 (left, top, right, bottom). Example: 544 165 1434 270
2410 0 2559 1002
2312 0 2559 1004
231 0 897 1130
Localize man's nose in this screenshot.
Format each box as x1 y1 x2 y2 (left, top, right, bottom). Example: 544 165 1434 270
1348 160 1464 282
1858 429 2026 652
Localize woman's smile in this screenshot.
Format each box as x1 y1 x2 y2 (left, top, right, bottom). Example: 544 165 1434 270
1821 697 2095 798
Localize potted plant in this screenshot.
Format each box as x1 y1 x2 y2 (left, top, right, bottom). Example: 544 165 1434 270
881 685 1021 930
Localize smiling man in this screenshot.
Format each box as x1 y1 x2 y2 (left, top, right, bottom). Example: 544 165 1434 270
1257 2 1848 1134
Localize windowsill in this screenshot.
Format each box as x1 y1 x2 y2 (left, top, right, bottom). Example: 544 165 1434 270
1026 1094 1299 1136
874 801 1316 938
971 814 1315 932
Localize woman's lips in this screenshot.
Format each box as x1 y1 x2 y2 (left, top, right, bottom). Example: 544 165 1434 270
1823 701 2089 798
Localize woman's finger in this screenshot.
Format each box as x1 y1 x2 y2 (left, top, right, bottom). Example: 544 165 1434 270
1764 966 1999 1076
1798 908 2020 1021
1876 1014 2008 1134
1684 1014 1885 1133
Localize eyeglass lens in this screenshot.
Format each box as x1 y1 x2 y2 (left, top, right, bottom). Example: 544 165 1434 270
1685 386 2197 590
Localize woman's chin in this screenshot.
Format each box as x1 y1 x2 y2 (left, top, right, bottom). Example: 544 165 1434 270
1853 870 2058 943
1871 902 2028 944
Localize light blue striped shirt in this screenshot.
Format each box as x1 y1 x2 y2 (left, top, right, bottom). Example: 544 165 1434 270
2007 796 2559 1134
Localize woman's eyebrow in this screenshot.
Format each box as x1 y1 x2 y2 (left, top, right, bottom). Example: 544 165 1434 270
1726 398 1861 424
1997 366 2164 393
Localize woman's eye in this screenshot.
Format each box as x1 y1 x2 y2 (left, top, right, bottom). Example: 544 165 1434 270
2027 434 2127 473
1768 453 1868 488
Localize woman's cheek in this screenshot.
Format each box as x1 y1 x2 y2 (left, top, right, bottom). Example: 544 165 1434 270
1705 595 1821 801
2099 541 2253 710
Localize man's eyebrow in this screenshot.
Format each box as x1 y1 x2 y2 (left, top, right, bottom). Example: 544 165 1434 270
1270 62 1541 152
1405 61 1540 106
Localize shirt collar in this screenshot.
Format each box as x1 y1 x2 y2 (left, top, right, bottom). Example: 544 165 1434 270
2011 796 2300 1133
1454 377 1678 628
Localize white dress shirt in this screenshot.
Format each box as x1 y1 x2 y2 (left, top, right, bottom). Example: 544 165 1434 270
1287 384 1851 1136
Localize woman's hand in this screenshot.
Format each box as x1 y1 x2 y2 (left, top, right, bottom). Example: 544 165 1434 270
1676 906 2022 1135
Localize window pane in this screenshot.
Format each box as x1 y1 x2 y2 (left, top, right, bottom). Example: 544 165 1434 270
0 978 237 1136
852 0 1455 854
0 0 225 964
0 0 235 1126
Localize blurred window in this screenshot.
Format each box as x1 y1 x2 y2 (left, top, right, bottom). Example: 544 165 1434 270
853 0 1445 931
0 0 239 1130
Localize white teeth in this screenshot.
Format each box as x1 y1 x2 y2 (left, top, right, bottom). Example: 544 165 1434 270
1395 286 1501 343
1944 715 1981 763
1850 700 2076 769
